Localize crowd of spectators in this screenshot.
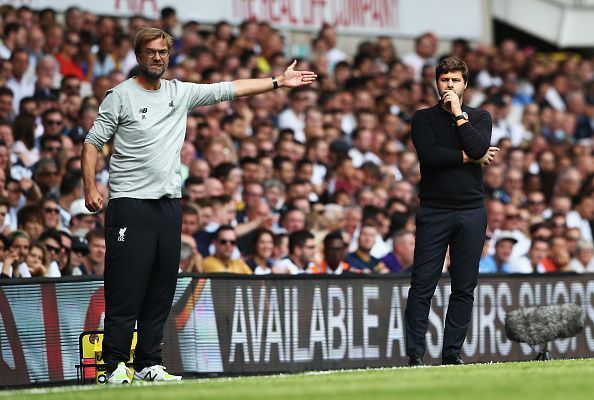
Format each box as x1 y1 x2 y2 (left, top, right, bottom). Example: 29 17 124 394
0 4 593 279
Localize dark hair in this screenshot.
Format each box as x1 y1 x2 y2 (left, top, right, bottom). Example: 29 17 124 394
13 113 36 149
184 176 204 187
252 228 274 249
214 224 235 240
17 204 41 227
181 204 199 216
39 228 62 244
60 169 83 195
85 229 104 243
323 230 344 249
210 162 238 181
0 87 14 98
288 229 314 254
435 56 468 83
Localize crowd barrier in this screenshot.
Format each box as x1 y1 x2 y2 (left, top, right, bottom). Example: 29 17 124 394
1 273 593 387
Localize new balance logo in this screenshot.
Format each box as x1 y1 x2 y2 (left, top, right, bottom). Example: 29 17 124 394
139 108 148 113
145 371 156 381
118 227 127 242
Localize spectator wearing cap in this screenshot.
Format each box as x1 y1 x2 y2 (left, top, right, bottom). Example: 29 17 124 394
203 225 251 274
69 198 97 236
479 232 517 273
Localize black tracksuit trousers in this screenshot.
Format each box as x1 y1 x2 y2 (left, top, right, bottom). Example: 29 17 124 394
102 197 181 373
405 205 487 359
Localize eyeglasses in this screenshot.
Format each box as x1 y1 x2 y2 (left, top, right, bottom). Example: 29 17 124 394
46 120 63 126
505 214 522 220
46 244 61 254
44 208 60 214
142 48 170 58
219 239 236 245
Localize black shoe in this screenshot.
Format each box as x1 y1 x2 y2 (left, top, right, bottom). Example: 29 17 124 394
442 354 465 365
408 354 424 366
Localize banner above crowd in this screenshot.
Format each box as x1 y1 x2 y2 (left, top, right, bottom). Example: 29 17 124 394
4 0 484 39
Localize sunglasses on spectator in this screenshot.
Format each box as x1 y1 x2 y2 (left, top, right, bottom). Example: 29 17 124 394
44 146 62 152
44 207 60 214
505 214 523 220
46 120 63 126
219 239 236 245
46 244 62 254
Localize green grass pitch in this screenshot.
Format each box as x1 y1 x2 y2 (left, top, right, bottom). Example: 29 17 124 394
3 358 594 400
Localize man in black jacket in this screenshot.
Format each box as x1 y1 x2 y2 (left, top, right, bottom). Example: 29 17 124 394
405 57 499 366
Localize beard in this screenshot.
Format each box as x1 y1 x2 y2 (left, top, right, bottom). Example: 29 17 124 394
139 61 167 80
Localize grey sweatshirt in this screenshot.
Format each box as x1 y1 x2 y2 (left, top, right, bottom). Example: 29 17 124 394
85 78 236 199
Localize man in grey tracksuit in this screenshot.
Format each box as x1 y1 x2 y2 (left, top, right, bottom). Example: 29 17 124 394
82 27 317 383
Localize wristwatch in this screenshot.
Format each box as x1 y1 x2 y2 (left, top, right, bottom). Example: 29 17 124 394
455 112 468 121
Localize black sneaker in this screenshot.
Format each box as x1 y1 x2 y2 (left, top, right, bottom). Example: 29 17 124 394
408 353 424 366
442 353 465 365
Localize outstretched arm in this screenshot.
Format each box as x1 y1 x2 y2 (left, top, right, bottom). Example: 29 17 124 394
232 60 317 97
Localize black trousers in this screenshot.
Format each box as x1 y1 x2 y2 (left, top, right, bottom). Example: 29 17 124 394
103 197 181 373
405 205 486 359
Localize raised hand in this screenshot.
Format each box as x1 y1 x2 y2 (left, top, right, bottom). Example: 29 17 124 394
282 60 318 88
